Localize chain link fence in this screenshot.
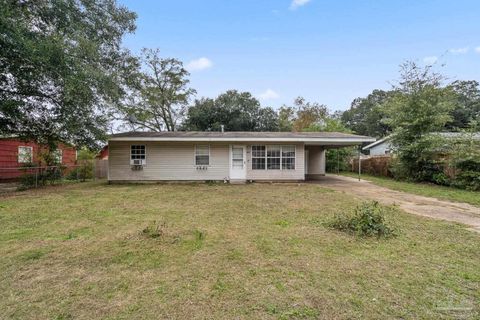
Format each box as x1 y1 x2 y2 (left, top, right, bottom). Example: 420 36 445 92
0 160 108 192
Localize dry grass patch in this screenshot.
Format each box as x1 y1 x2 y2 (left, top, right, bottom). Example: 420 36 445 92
0 182 479 319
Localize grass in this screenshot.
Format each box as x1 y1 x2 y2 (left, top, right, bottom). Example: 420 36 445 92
0 181 479 319
341 171 480 207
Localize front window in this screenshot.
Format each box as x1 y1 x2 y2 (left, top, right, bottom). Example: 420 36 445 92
267 145 281 170
251 145 266 170
18 146 33 163
52 149 63 164
251 145 295 170
131 145 146 164
282 145 296 169
195 145 210 165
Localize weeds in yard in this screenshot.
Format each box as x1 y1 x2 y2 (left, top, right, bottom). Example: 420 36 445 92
191 229 206 249
20 249 47 261
275 219 290 227
328 201 396 238
141 220 167 239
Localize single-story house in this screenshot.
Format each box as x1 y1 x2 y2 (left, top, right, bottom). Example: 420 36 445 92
108 131 374 183
363 132 480 156
0 137 77 180
362 136 391 156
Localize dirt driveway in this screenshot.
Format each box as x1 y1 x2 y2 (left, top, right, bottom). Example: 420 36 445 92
315 175 480 233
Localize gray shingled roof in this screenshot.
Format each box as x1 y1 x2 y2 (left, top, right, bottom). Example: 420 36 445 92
109 131 373 139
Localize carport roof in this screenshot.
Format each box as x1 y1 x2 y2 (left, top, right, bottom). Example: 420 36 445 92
109 131 375 146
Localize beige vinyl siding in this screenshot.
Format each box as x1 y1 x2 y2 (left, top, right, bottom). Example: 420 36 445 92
246 143 305 180
305 146 326 175
108 141 229 181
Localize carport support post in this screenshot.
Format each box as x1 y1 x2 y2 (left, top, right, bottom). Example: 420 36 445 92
358 148 362 181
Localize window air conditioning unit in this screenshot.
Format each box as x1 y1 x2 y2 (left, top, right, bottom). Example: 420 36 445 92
131 159 145 170
132 159 143 165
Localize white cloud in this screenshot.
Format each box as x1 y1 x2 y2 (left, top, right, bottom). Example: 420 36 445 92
186 57 213 71
259 89 280 100
290 0 311 9
475 46 480 54
449 47 469 54
423 56 438 65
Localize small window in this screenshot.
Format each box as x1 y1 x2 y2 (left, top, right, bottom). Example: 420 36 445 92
195 145 209 165
252 145 266 170
385 149 391 155
18 146 33 163
52 149 63 164
131 145 146 164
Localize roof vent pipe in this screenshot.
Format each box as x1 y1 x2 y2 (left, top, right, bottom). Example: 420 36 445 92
220 125 224 133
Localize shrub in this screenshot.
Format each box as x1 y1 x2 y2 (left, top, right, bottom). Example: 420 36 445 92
329 201 396 238
432 172 450 186
67 162 93 181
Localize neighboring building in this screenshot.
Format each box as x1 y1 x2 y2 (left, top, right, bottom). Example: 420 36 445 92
363 132 480 156
0 138 77 180
97 145 109 160
362 137 391 156
108 131 375 183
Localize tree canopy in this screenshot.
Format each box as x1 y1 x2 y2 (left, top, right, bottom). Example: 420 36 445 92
446 80 480 130
382 61 456 181
341 90 393 137
0 0 138 148
182 90 279 131
118 48 196 132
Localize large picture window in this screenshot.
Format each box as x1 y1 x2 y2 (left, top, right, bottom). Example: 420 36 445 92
251 145 295 170
195 145 210 165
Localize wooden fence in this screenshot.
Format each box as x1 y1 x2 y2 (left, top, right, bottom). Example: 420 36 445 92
350 155 392 177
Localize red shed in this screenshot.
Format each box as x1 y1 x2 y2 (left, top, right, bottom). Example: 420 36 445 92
0 137 77 180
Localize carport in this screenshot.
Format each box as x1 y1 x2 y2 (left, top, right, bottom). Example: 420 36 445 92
304 135 374 180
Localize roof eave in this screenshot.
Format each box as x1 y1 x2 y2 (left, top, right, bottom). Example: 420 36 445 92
109 136 375 143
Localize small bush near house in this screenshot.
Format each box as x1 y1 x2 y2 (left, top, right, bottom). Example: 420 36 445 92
329 201 396 238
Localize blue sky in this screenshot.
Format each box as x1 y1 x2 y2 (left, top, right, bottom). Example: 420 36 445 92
119 0 480 111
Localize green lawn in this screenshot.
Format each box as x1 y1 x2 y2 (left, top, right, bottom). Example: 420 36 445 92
341 172 480 207
0 182 479 319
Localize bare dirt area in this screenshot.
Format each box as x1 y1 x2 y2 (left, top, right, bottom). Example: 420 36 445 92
315 175 480 233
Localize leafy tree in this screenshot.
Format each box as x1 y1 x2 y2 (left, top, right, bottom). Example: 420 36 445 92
446 80 480 130
278 106 295 132
257 107 280 131
341 90 393 137
291 97 328 131
382 61 456 181
304 118 355 172
276 97 328 132
120 48 196 131
446 127 480 190
0 0 138 148
182 90 279 131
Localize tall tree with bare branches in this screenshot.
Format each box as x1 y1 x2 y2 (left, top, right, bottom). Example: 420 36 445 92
120 48 196 131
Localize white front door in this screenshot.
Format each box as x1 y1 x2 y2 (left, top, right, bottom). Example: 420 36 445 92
230 145 247 180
